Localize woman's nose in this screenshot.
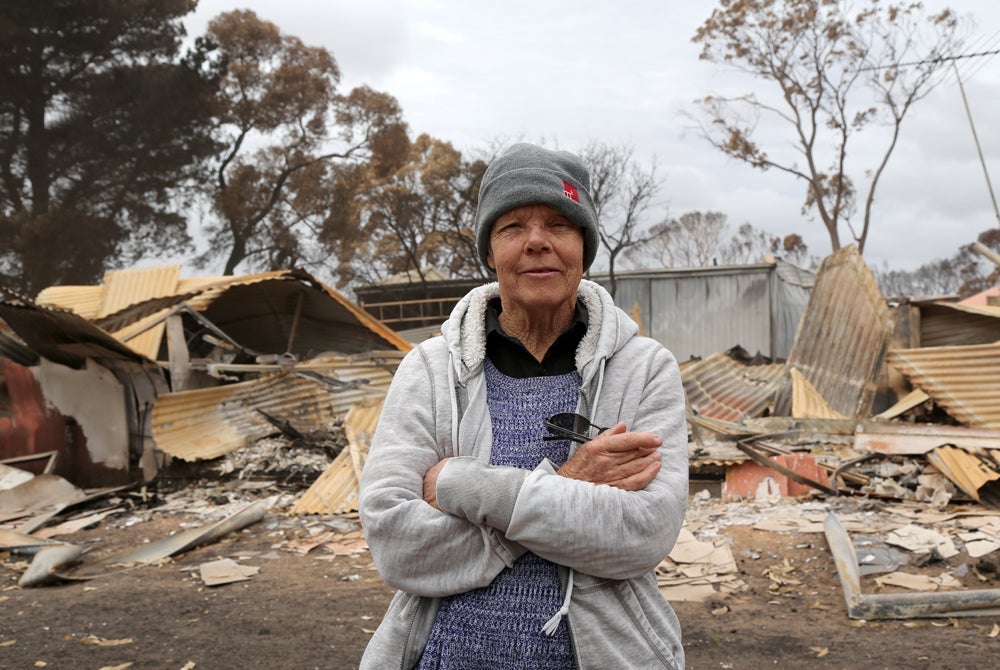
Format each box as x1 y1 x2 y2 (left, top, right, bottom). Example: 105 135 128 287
525 222 552 250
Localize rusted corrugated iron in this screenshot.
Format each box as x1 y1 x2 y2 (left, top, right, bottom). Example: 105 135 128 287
151 359 394 461
34 268 251 318
887 342 1000 428
35 265 184 323
292 397 384 515
681 349 784 423
93 271 299 346
773 245 892 418
0 299 152 369
190 353 400 394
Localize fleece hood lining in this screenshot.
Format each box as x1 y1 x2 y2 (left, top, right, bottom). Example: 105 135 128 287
454 280 605 375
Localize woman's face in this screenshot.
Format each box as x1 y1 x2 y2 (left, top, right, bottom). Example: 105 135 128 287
487 204 584 318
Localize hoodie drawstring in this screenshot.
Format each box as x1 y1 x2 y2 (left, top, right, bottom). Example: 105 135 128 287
542 358 606 635
541 568 574 636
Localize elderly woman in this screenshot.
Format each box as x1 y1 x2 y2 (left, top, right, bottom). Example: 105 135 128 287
359 143 688 669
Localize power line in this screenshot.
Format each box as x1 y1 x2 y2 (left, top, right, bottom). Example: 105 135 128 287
858 48 1000 71
950 33 1000 82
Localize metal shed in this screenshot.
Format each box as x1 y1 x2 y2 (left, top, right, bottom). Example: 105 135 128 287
596 260 814 362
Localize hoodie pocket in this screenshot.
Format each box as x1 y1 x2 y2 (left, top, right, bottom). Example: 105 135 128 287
570 572 682 670
361 591 441 670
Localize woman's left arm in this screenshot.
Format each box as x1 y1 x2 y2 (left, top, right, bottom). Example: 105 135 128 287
434 340 688 579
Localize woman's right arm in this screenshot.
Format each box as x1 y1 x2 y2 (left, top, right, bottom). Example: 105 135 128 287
359 345 525 597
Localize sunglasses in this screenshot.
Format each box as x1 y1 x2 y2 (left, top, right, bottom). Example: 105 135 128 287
543 413 609 444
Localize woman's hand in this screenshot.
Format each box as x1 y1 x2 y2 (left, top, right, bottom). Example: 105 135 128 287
423 458 449 510
556 423 662 491
423 422 661 511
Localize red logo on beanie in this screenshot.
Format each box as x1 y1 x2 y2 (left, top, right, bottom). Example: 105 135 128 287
562 181 580 202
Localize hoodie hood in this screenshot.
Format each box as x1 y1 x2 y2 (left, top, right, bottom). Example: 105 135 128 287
440 279 638 388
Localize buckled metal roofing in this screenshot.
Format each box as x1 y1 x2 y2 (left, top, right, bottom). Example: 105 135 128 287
151 357 395 461
681 349 784 422
27 267 412 361
773 245 893 418
887 342 1000 428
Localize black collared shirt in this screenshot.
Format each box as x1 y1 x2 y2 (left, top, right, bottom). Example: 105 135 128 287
485 298 588 378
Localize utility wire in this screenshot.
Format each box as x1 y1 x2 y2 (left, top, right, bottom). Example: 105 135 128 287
858 47 1000 71
946 32 1000 83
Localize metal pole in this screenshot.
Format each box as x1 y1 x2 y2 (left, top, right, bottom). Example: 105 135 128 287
953 61 1000 226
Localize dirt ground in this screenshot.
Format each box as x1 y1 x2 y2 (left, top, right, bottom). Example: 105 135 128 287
3 479 1000 670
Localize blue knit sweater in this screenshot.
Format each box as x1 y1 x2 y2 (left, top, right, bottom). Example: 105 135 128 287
416 359 581 669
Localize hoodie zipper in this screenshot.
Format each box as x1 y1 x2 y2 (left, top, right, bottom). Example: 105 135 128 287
399 594 421 670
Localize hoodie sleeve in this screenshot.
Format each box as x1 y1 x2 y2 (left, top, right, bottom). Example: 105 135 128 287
435 338 688 580
359 342 527 598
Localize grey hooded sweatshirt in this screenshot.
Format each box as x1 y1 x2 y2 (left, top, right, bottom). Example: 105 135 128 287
358 279 688 669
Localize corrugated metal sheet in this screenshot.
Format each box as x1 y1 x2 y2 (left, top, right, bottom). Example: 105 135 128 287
34 286 103 319
31 271 256 354
291 397 384 515
150 358 394 461
681 350 784 422
296 356 397 399
95 266 182 358
96 266 182 317
773 245 892 418
917 301 1000 347
603 263 813 361
790 368 848 419
887 342 1000 428
192 271 411 356
774 259 814 357
98 272 300 355
651 269 774 360
926 445 1000 508
855 421 1000 455
28 268 411 361
0 301 152 368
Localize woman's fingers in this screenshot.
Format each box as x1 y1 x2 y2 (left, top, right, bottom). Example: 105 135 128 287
557 430 662 488
610 455 662 491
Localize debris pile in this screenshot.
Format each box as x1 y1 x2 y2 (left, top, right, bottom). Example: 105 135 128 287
683 246 1000 514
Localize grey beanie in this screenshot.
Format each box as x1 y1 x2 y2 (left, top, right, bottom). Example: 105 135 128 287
475 143 599 271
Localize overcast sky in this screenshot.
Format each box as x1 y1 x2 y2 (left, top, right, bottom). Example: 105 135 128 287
184 0 1000 272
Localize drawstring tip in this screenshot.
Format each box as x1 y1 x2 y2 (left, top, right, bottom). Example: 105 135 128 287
541 606 569 636
541 569 575 636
